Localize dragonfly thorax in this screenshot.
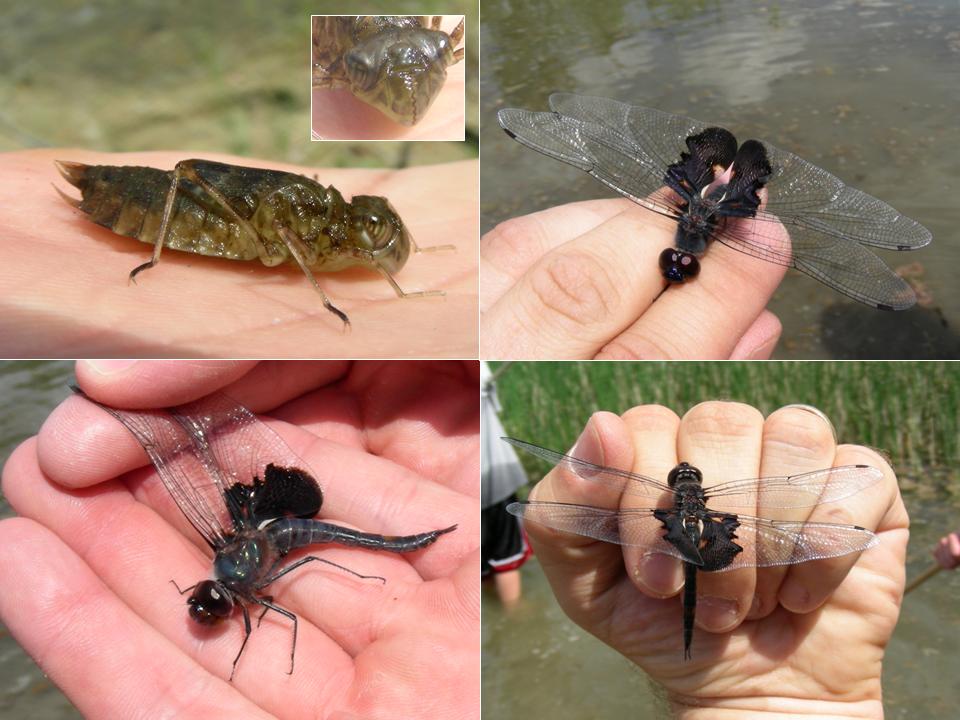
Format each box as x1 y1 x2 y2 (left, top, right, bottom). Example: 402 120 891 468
667 462 704 488
214 534 273 585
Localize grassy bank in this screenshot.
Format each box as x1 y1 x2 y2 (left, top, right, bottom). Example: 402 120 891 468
492 361 959 473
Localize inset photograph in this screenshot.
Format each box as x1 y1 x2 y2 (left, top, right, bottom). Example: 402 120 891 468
312 15 466 141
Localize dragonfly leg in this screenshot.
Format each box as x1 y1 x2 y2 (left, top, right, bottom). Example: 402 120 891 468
272 221 350 329
169 579 198 596
255 596 272 628
229 603 253 682
129 164 183 283
252 598 298 675
256 555 386 589
377 266 445 300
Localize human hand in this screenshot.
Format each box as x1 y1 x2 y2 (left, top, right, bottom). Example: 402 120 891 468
933 532 960 570
481 199 786 359
0 150 477 358
0 360 480 720
519 402 906 719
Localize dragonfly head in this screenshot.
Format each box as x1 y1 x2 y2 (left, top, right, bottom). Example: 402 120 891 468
348 196 411 273
344 27 456 125
667 462 703 488
186 580 234 625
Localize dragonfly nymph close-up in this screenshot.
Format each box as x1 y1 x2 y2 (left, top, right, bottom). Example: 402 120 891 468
312 15 465 126
55 158 452 328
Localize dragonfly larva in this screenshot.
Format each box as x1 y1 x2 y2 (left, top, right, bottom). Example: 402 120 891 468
54 158 451 327
312 15 465 126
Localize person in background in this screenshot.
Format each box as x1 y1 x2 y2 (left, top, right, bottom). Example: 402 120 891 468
481 362 531 608
933 531 960 569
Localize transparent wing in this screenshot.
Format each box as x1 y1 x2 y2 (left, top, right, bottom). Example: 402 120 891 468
503 437 672 500
704 465 884 509
715 208 924 310
506 501 682 557
497 93 708 219
717 513 878 571
77 389 316 550
506 501 878 570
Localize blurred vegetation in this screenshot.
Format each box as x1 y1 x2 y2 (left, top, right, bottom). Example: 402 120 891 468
492 362 960 479
0 0 477 167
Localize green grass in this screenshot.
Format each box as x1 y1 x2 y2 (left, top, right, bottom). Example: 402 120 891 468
492 361 960 474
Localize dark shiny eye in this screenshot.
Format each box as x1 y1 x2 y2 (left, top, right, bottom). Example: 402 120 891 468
187 580 233 625
363 214 391 242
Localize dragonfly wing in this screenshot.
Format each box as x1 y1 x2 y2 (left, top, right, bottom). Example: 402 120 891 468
503 438 672 500
717 214 921 310
714 513 878 572
507 501 685 561
75 388 230 549
169 393 322 526
497 94 710 218
704 465 883 509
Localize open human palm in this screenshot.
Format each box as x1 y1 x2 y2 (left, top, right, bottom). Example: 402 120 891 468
0 360 480 719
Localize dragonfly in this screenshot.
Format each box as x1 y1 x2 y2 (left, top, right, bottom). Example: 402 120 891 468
498 94 932 310
503 437 881 659
74 388 456 680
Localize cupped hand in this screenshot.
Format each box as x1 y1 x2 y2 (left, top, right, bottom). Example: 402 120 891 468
481 199 785 359
0 360 480 720
0 151 478 358
520 401 907 719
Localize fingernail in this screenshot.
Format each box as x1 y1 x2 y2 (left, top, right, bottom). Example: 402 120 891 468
698 596 740 631
571 419 604 471
85 360 138 375
634 554 682 596
782 404 837 442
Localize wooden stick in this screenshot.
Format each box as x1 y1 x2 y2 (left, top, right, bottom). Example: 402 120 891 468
904 562 943 595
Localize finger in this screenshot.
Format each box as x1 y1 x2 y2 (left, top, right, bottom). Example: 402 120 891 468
308 361 479 495
74 359 349 411
750 405 838 620
778 443 903 614
595 223 789 359
0 517 270 720
619 405 682 596
481 206 674 359
518 413 637 621
481 198 637 306
677 402 765 637
729 310 782 360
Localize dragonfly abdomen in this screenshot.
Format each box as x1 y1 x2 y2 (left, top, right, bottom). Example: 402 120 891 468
268 518 457 555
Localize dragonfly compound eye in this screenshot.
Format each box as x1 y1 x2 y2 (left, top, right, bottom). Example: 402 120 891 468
187 580 234 625
659 249 701 283
350 196 411 273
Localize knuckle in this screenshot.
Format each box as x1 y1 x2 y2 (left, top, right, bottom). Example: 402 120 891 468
527 251 620 327
683 401 764 441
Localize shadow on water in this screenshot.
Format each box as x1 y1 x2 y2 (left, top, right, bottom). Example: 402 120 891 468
481 0 960 359
482 477 960 719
